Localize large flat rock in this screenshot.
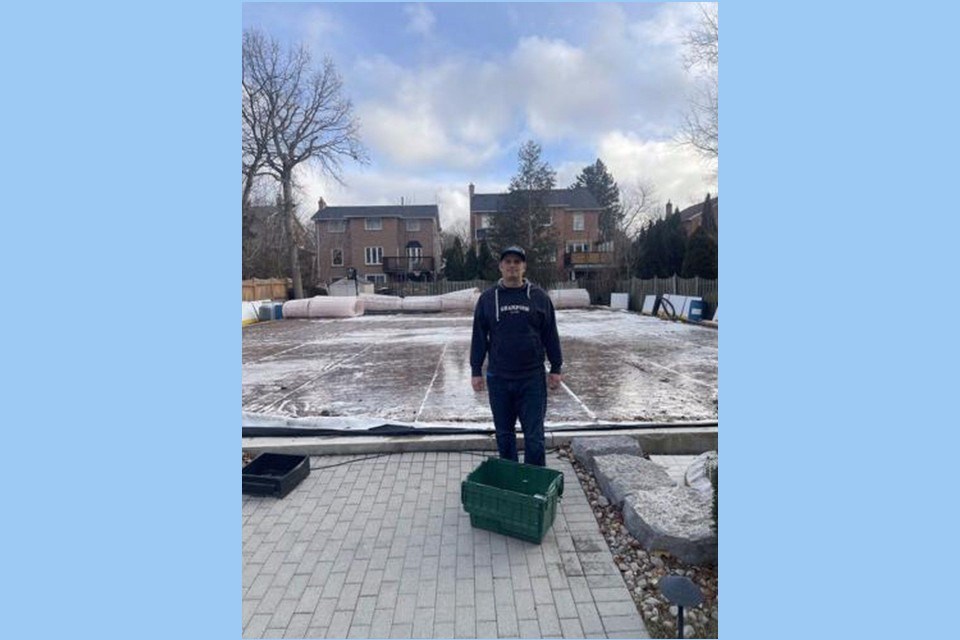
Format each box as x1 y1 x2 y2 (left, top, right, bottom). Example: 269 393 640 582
623 486 717 565
685 450 718 496
594 454 676 507
571 435 643 473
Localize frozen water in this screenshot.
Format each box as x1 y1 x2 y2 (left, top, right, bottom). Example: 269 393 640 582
242 308 718 426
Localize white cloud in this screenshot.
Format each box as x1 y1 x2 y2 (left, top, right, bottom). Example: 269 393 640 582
300 7 340 44
597 130 717 210
278 2 718 236
404 3 436 37
348 3 709 171
296 165 478 233
351 56 510 171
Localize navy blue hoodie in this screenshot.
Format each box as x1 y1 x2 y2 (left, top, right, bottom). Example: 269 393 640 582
470 279 562 379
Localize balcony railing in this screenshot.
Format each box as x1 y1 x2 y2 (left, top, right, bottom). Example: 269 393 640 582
564 251 615 267
382 256 436 273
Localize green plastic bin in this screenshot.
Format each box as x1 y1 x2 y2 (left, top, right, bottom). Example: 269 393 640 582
461 457 564 544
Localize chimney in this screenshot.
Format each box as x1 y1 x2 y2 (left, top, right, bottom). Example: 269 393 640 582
468 183 476 242
665 200 673 216
317 197 327 211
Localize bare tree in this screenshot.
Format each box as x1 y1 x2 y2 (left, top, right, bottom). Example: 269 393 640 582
683 3 718 70
242 28 366 298
614 181 660 277
680 4 719 162
440 220 470 250
620 181 660 236
242 32 274 213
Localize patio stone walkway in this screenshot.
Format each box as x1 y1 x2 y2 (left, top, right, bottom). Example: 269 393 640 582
242 451 649 638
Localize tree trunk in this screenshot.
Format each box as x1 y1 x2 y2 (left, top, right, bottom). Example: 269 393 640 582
281 170 304 299
242 166 257 212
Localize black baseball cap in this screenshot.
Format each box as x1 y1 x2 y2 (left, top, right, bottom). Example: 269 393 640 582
499 246 526 261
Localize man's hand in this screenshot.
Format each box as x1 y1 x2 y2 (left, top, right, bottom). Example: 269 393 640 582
471 376 485 392
548 373 562 391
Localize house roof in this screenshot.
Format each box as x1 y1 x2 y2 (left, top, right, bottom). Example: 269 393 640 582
311 204 440 222
678 197 719 223
471 187 601 213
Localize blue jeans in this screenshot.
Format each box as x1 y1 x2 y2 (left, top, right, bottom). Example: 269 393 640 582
486 372 547 466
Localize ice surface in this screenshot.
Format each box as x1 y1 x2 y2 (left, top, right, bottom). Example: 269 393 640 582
242 308 718 425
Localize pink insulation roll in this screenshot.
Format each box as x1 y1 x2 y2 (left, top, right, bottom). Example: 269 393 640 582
308 296 364 318
282 296 365 318
359 293 403 312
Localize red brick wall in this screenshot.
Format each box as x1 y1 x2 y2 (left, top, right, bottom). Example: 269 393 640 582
317 217 441 284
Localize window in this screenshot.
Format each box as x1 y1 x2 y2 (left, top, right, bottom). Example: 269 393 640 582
331 248 344 266
366 274 386 284
405 219 420 231
568 242 590 253
328 220 346 233
573 213 585 231
542 212 553 227
406 242 423 271
364 246 383 265
480 215 492 229
365 217 382 231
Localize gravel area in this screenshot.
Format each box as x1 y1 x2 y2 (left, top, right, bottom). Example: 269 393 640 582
560 445 719 639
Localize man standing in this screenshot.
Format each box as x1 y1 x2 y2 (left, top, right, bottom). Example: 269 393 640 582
470 246 563 466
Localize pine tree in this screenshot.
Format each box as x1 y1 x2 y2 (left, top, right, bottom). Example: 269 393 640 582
700 193 717 239
681 225 718 279
571 159 622 240
463 244 480 280
633 209 688 278
476 242 499 281
488 140 559 285
442 237 466 280
662 211 687 277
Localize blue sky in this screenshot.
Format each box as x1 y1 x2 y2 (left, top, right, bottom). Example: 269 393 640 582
242 2 718 233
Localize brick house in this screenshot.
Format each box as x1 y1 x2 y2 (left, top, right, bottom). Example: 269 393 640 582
311 199 442 287
677 196 719 237
469 184 614 280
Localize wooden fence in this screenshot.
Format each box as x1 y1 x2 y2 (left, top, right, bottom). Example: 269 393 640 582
242 278 290 301
397 278 589 296
615 276 718 315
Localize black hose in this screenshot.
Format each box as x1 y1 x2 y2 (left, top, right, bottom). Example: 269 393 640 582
659 296 677 321
243 420 716 439
306 447 565 470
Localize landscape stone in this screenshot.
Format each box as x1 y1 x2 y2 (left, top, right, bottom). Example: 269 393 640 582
684 451 717 496
622 486 717 565
570 436 643 473
593 454 676 507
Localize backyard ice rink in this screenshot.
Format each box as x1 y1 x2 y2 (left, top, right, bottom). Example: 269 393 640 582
242 308 717 427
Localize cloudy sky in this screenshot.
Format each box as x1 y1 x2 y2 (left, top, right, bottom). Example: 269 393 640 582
242 2 718 233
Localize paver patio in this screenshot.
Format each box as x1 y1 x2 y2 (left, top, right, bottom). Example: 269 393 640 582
242 450 649 638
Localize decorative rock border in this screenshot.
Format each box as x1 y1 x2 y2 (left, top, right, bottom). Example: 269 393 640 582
561 445 718 638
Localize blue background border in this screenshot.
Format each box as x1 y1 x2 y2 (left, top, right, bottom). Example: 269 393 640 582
5 1 959 638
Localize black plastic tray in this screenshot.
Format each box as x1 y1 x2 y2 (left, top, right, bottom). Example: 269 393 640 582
242 453 310 498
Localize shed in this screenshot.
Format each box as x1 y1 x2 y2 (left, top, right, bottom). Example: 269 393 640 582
329 278 374 297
